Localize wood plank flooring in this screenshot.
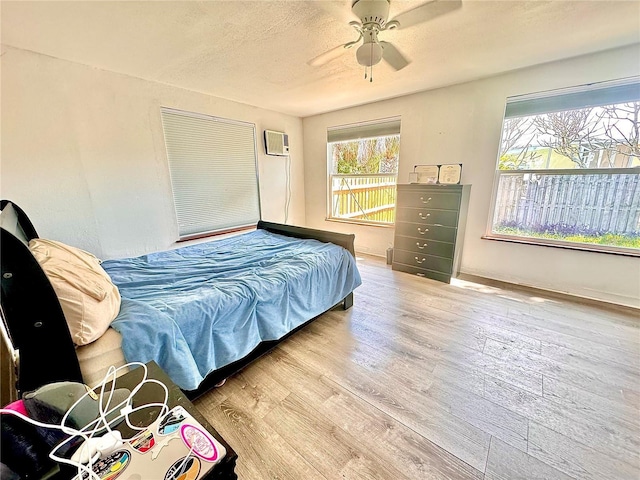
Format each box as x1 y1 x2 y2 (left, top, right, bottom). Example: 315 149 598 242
194 255 640 479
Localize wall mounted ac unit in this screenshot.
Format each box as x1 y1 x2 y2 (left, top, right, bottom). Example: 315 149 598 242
264 130 289 156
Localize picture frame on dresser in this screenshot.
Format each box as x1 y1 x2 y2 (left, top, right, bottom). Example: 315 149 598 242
392 183 471 283
437 164 462 184
413 165 440 184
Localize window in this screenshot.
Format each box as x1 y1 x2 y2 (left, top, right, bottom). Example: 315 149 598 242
488 79 640 254
161 108 260 239
327 118 401 225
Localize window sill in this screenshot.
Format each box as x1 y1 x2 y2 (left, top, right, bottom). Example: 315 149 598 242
177 225 255 243
482 234 640 258
326 218 395 229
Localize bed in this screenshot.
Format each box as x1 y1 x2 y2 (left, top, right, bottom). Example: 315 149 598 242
0 201 361 399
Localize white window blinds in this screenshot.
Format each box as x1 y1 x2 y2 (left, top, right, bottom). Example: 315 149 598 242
327 117 401 143
161 108 261 238
504 79 640 118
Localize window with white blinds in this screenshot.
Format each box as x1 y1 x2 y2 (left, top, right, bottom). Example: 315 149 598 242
161 108 261 239
488 78 640 254
327 117 401 225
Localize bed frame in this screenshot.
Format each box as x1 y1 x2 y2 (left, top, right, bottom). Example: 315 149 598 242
0 201 356 399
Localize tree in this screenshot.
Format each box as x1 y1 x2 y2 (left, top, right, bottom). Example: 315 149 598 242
499 117 541 170
532 108 608 168
499 102 640 170
358 139 382 173
528 103 640 169
333 141 359 174
602 101 640 164
380 136 400 173
332 135 400 174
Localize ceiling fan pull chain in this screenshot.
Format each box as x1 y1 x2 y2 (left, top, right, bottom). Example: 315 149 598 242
369 42 373 83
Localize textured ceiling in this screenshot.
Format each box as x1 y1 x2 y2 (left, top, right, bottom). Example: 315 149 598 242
2 1 640 117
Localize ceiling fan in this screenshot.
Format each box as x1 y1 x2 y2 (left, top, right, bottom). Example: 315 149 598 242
309 0 462 81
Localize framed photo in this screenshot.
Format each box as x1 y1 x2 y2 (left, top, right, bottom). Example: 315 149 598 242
413 165 439 184
438 164 462 184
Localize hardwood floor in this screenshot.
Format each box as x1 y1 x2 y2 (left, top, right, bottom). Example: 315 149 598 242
194 255 640 479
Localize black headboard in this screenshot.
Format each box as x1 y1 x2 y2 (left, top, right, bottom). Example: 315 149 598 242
0 201 83 395
257 221 356 258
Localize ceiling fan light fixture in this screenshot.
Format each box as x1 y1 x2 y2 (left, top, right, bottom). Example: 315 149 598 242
356 41 383 66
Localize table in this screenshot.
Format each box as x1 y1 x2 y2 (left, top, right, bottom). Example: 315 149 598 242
112 361 237 480
50 361 237 480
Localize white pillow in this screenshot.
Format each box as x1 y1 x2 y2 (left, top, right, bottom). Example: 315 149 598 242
28 239 121 346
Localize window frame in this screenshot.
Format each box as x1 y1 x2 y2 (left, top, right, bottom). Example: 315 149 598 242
485 79 640 256
326 118 401 227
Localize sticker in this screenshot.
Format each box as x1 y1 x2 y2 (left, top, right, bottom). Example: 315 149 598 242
151 436 180 461
130 429 155 453
81 450 130 480
180 424 219 462
158 407 187 436
164 456 201 480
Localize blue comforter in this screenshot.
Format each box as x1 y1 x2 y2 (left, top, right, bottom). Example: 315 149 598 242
102 230 361 390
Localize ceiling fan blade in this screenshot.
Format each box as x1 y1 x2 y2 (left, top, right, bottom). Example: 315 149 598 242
380 42 410 71
308 43 351 67
390 0 462 30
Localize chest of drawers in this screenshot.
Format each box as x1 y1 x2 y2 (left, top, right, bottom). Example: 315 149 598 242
392 184 470 283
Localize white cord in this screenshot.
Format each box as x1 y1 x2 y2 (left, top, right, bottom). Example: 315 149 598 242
0 361 171 480
174 442 197 478
285 154 292 224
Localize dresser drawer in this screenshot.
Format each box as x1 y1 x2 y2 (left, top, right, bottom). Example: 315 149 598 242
392 249 453 274
392 263 452 283
397 190 461 210
396 208 459 227
394 222 457 243
393 235 455 258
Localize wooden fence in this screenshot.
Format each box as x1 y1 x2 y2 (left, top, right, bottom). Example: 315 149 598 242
493 170 640 234
330 174 397 224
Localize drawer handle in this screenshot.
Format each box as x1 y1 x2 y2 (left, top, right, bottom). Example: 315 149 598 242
416 242 428 249
417 228 429 235
420 196 432 204
419 213 431 219
415 256 426 264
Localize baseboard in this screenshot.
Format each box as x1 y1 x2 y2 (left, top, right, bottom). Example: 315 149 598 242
455 272 639 315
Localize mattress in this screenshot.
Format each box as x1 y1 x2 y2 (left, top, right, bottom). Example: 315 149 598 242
75 327 127 388
100 229 361 390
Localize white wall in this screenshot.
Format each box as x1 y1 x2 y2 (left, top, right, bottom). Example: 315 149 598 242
303 45 640 308
1 45 304 259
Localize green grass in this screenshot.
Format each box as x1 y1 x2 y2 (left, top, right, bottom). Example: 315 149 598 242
493 227 640 249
